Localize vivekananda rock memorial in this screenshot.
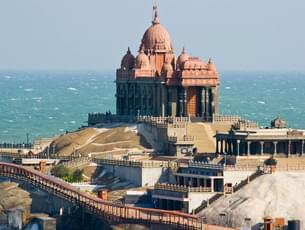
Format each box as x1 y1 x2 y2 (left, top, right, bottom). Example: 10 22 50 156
116 6 219 120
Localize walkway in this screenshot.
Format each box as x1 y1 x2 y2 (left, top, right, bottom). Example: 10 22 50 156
0 162 235 230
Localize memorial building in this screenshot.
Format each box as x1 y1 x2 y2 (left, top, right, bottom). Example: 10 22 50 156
116 6 219 120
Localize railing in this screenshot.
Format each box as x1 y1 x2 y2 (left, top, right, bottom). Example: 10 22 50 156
93 157 177 169
61 157 91 169
155 183 212 193
0 162 200 229
188 161 224 170
168 135 194 143
232 169 264 192
0 143 33 149
212 114 240 124
0 152 77 161
194 168 264 214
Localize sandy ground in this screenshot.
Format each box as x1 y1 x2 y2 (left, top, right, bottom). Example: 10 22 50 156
200 171 305 229
0 181 32 224
51 124 152 157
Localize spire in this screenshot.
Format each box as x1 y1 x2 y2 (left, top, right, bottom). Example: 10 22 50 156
152 4 160 25
208 57 212 64
127 46 131 54
181 47 186 54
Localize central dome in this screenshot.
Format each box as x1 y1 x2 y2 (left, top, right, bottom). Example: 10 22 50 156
140 9 173 52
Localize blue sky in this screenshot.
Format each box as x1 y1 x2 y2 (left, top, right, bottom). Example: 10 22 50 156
0 0 304 71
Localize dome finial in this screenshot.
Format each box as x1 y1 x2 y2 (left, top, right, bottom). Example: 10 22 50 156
182 47 186 54
127 46 131 54
152 4 160 25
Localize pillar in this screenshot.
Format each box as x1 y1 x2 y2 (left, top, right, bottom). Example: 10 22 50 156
204 87 209 119
201 88 205 117
216 139 219 154
237 140 240 156
184 87 188 117
225 140 228 153
273 141 278 155
247 141 251 156
288 140 291 157
210 88 215 115
183 177 187 186
230 140 234 154
211 179 214 192
179 88 184 117
220 139 224 154
260 142 264 155
301 140 304 156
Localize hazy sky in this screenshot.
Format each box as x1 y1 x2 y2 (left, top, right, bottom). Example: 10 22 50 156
0 0 304 71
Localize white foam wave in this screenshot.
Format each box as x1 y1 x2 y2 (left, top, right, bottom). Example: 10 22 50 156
258 101 265 105
24 88 33 92
67 87 78 91
48 116 53 119
54 107 59 110
225 86 231 89
70 121 76 124
9 98 17 101
59 128 65 132
4 75 12 79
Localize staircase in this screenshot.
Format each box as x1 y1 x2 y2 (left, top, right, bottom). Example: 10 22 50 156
187 123 216 153
187 122 232 154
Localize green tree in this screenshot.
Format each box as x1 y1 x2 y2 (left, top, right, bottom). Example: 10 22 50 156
51 164 70 178
69 169 84 182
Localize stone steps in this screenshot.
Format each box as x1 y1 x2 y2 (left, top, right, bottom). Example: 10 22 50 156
187 123 216 153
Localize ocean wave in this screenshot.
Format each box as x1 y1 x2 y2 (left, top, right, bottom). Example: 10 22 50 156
48 116 53 119
225 86 231 89
24 88 33 92
257 101 265 105
32 97 42 100
9 98 17 101
54 107 59 110
59 129 65 132
70 121 76 124
3 75 12 79
67 87 78 91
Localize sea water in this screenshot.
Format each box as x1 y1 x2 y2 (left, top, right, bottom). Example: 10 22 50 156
0 70 305 142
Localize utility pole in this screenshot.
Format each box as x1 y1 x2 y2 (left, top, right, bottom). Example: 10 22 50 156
26 133 29 149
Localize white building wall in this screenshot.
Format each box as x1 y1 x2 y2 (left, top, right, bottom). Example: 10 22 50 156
224 170 255 185
188 193 215 213
101 164 169 187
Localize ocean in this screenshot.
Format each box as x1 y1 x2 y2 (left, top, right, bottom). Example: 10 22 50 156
1 70 305 143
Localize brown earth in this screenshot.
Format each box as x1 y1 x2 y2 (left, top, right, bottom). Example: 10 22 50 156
51 126 151 157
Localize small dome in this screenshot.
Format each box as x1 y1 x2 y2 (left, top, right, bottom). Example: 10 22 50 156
121 47 135 70
135 50 150 69
177 47 189 69
271 117 287 129
207 58 217 71
183 57 206 70
161 60 173 74
140 8 173 52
